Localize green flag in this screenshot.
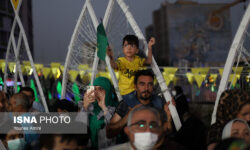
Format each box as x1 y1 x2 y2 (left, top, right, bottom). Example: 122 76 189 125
97 23 108 61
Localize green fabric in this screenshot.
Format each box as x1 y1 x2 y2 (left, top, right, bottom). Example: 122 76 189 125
72 82 80 102
97 23 108 61
89 77 118 148
30 79 39 102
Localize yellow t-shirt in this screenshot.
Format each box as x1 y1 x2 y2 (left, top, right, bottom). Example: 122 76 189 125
116 56 145 95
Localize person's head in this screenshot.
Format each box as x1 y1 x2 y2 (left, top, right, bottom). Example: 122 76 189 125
134 69 155 102
216 89 250 125
19 87 35 109
0 120 25 150
122 35 139 58
172 86 183 96
9 93 30 112
40 134 89 150
125 105 163 150
222 119 250 143
93 77 117 107
237 102 250 123
55 99 78 112
0 91 8 112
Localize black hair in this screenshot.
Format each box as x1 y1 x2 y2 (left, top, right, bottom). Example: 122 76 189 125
19 86 35 98
54 99 78 112
123 35 139 48
134 69 155 85
40 133 89 149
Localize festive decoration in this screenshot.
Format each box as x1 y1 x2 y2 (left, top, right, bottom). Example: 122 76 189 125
69 70 79 82
163 67 178 86
191 68 209 88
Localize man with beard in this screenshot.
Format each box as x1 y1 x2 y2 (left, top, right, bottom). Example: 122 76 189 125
106 70 170 141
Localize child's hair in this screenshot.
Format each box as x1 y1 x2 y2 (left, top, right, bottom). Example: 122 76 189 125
123 35 139 48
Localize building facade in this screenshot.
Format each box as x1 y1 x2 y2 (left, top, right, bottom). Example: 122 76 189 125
146 2 232 67
0 0 33 59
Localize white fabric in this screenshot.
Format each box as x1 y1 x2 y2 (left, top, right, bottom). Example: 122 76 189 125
222 118 250 139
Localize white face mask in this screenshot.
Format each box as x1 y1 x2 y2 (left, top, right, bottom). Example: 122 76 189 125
172 90 176 96
8 138 26 150
133 132 158 150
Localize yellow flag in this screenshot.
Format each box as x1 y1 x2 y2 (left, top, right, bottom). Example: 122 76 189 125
193 74 204 88
52 68 61 79
0 60 6 72
232 67 243 74
229 74 238 87
35 64 44 74
8 62 16 73
163 67 178 86
25 65 32 75
59 65 64 73
11 0 20 10
51 62 61 68
191 68 209 88
42 67 52 79
210 74 218 82
186 73 194 85
219 68 224 76
69 70 79 82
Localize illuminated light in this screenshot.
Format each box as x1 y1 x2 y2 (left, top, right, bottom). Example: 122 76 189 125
29 68 33 75
56 81 62 99
56 69 61 78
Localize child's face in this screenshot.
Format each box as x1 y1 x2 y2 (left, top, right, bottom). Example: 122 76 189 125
123 41 138 57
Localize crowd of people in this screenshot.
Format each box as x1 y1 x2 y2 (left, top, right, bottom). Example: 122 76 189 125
0 34 249 150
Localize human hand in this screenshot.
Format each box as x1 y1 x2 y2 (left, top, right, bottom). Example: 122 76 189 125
95 88 106 111
164 98 175 122
148 37 155 49
83 90 95 110
106 46 114 59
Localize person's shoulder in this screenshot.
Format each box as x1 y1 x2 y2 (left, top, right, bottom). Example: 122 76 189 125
103 142 130 150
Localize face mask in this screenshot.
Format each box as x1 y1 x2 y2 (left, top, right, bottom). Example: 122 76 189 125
133 132 158 150
8 138 26 150
172 90 176 96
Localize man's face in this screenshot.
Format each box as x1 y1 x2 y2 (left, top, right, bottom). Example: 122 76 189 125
52 136 79 150
22 91 34 106
125 109 161 146
135 75 154 101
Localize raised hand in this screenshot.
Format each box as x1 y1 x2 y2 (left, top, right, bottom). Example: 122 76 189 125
83 90 95 110
148 37 156 49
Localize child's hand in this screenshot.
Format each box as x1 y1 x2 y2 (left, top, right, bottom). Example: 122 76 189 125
148 37 155 49
106 46 114 59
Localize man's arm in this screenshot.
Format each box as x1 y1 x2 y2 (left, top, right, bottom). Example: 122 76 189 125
144 37 155 65
106 112 129 138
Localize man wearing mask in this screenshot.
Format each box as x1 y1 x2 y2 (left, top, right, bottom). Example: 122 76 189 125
106 70 172 140
105 105 163 150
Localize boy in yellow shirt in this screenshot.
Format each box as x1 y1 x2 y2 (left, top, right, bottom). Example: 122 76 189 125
107 35 155 98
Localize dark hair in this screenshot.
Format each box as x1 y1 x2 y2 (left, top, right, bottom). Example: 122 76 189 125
40 134 89 149
134 69 155 85
123 35 139 48
19 86 35 98
54 99 78 112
